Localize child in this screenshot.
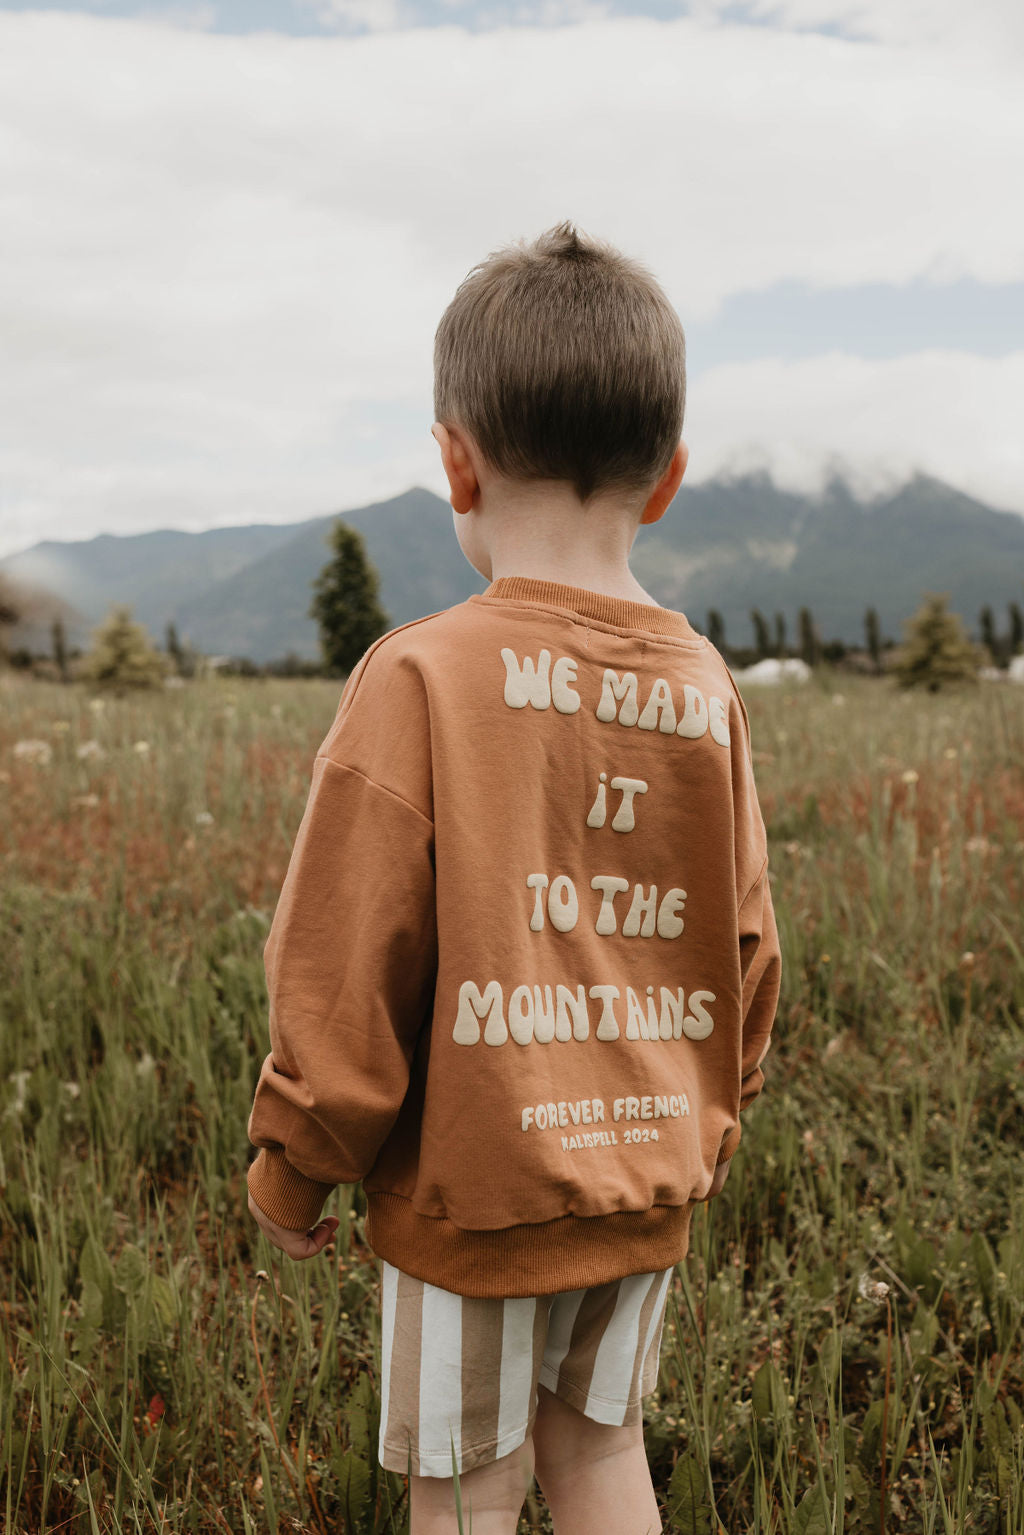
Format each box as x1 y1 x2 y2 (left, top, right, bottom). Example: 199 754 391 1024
246 221 781 1534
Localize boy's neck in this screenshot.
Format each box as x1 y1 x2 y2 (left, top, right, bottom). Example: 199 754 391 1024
478 480 660 607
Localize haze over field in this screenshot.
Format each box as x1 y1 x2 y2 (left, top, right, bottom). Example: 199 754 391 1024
0 0 1022 562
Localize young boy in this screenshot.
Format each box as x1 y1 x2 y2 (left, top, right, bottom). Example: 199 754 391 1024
246 222 781 1534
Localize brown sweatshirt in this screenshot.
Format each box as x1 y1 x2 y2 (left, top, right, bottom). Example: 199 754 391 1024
247 576 781 1298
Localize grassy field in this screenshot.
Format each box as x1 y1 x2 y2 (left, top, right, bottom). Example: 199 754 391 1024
1 668 1023 1534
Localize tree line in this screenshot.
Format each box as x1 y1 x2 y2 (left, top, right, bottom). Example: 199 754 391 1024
1 530 1022 692
701 599 1024 673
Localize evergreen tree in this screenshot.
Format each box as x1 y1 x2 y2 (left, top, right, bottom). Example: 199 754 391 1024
165 620 184 675
750 608 771 661
84 605 168 692
0 575 19 665
864 606 882 673
773 611 787 658
895 594 981 692
309 521 390 677
1009 601 1024 657
52 616 69 683
798 607 821 668
979 605 998 663
706 609 726 655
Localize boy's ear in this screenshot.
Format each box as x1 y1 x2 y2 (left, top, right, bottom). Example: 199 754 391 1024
431 422 480 515
639 441 688 525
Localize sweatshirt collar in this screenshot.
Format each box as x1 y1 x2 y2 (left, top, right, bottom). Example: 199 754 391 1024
478 575 701 642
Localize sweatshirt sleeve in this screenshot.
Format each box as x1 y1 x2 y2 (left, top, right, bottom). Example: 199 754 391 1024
716 858 781 1165
246 752 437 1231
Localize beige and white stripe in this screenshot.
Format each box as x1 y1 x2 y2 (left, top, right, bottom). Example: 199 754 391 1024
377 1261 673 1478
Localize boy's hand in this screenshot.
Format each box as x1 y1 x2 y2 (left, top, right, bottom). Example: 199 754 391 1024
705 1160 732 1200
248 1193 339 1260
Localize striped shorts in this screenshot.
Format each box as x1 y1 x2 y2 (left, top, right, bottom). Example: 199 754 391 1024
377 1260 674 1478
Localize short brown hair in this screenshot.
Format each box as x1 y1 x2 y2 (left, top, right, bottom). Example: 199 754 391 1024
433 221 686 502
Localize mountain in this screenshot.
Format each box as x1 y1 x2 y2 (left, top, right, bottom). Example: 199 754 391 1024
2 475 1022 662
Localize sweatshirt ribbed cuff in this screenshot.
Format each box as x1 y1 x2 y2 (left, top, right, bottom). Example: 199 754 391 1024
247 1148 336 1231
716 1126 742 1165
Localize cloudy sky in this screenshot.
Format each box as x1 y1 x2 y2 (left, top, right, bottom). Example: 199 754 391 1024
1 0 1022 560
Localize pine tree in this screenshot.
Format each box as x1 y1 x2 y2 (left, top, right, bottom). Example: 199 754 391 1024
0 576 20 666
864 606 882 673
895 594 981 691
309 522 390 677
1008 601 1023 657
706 609 726 655
798 607 820 668
750 608 771 661
84 605 168 692
979 605 998 663
165 621 185 675
773 612 787 658
52 616 69 683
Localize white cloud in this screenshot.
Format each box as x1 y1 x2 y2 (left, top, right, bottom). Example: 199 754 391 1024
686 350 1024 512
693 0 1024 66
302 0 408 31
0 8 1021 558
136 4 217 29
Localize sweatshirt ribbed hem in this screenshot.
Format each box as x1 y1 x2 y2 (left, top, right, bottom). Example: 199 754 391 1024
364 1192 697 1298
478 577 701 642
247 1148 335 1232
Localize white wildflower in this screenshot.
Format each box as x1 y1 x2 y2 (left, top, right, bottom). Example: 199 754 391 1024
76 740 105 761
71 793 100 809
857 1273 890 1306
965 837 989 855
901 769 919 785
135 1052 156 1077
6 1069 31 1117
63 1081 81 1099
195 810 214 827
13 739 52 765
133 740 151 755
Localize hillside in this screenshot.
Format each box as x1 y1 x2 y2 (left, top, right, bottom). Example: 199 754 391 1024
2 474 1022 662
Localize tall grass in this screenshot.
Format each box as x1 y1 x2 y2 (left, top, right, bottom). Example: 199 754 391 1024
1 670 1022 1532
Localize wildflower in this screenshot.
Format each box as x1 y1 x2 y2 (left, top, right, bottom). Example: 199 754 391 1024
76 740 105 761
63 1081 81 1098
51 720 71 733
959 951 976 971
136 1052 156 1077
71 793 100 808
901 769 919 786
823 1038 842 1061
133 740 151 755
944 747 957 760
194 810 214 827
6 1070 31 1118
965 837 989 855
13 739 52 765
857 1273 890 1306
